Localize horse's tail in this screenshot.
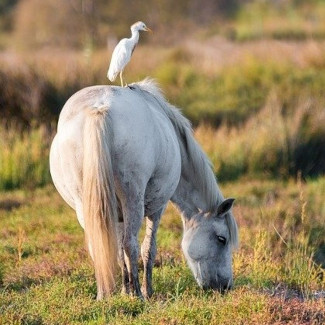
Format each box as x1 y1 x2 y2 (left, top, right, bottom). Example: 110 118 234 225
82 106 118 299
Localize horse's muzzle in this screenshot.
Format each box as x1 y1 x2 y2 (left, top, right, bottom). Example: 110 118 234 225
202 278 232 293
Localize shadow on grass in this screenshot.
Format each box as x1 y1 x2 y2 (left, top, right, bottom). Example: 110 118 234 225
0 199 22 211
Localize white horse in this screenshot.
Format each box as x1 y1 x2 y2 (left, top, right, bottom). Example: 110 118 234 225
49 79 238 300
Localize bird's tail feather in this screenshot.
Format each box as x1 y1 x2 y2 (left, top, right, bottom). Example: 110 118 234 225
107 67 118 82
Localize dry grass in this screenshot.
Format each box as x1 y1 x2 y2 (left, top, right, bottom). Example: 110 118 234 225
0 180 324 324
0 2 324 322
195 96 325 180
1 41 325 189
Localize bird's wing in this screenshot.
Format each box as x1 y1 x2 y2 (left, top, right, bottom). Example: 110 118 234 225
107 39 131 81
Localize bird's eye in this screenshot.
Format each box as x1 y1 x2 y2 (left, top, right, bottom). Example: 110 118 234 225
217 236 227 245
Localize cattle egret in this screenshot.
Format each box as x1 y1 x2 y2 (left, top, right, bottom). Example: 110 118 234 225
107 21 152 87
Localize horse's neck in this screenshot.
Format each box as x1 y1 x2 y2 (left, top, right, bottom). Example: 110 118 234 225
171 178 202 219
171 137 223 222
171 173 221 223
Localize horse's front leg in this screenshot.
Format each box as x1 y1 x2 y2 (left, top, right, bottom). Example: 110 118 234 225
141 207 164 298
122 200 144 299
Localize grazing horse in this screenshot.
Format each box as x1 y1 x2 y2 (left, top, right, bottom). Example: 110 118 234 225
49 79 238 300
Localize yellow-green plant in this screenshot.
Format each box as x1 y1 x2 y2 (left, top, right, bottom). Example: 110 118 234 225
0 125 51 190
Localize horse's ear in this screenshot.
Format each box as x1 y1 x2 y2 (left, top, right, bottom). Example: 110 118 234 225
216 198 235 218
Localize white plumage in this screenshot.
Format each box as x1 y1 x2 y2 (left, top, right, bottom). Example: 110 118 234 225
107 21 152 87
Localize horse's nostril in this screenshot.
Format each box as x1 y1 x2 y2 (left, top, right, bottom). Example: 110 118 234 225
200 278 233 292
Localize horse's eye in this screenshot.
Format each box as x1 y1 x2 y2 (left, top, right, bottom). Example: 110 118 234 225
217 236 227 245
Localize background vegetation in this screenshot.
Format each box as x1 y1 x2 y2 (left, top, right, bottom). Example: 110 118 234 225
0 0 324 323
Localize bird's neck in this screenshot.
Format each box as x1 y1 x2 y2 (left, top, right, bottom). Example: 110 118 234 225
130 29 140 43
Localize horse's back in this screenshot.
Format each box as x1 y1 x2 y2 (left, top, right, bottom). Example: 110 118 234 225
50 85 182 217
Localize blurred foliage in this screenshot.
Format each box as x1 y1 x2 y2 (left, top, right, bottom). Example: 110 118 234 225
0 0 325 186
0 49 325 186
3 0 325 48
0 125 52 190
223 0 325 41
0 64 60 126
0 0 17 35
13 0 95 48
195 99 325 181
0 0 324 49
5 0 248 49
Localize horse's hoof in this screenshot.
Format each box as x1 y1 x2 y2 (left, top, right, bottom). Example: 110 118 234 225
96 293 104 301
121 286 130 295
130 290 144 300
141 287 153 299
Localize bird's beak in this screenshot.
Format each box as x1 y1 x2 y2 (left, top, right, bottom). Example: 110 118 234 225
145 27 153 33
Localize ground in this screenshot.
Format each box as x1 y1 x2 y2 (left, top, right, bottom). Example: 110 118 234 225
0 179 324 324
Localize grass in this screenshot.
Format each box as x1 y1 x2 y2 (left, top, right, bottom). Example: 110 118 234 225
3 39 325 128
221 1 325 42
1 44 325 190
1 6 325 321
1 99 323 189
194 97 325 180
0 179 324 324
0 125 52 190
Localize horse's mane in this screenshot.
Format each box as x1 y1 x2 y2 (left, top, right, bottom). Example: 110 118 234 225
130 78 238 247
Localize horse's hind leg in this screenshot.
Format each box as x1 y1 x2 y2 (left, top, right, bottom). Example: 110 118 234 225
141 207 164 298
117 222 130 295
122 199 144 298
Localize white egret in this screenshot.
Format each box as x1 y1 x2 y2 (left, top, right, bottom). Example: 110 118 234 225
107 21 152 87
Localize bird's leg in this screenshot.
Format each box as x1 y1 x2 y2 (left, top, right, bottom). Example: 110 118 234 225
120 71 124 87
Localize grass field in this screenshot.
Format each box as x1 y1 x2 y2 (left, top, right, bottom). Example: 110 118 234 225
0 42 325 324
0 45 324 323
1 39 325 190
1 3 325 322
0 178 324 324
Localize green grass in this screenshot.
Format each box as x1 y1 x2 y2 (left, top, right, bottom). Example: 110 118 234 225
0 180 324 324
1 51 325 190
3 42 325 129
194 96 325 181
222 0 325 42
1 2 325 323
0 126 52 190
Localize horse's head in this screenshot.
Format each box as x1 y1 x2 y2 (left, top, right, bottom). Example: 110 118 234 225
181 198 237 292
